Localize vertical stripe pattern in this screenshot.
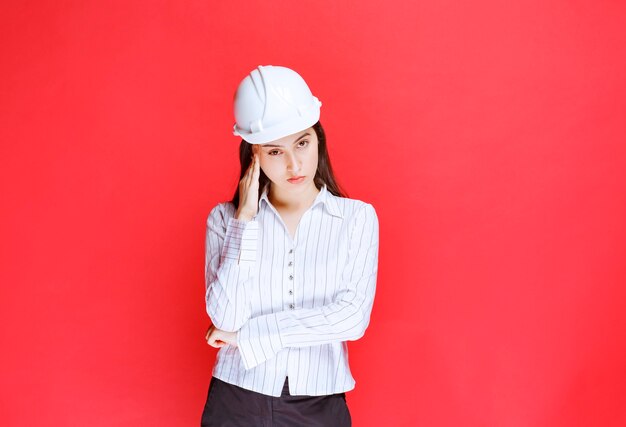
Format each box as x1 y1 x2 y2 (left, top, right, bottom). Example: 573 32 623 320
205 184 379 397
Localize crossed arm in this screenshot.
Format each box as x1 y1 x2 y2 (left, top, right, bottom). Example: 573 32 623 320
204 202 379 369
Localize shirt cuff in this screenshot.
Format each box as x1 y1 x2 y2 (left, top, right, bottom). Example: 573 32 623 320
237 313 283 370
220 218 259 266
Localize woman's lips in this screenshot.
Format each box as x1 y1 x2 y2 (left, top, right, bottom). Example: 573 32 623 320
287 176 305 184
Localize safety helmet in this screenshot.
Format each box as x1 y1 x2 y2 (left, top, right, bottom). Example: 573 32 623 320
232 65 322 145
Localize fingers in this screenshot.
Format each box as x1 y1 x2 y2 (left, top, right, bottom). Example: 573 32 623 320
207 328 217 347
247 153 259 188
251 153 259 175
208 335 223 348
236 149 260 220
247 157 254 183
253 154 260 178
207 329 227 348
243 155 256 186
207 335 218 347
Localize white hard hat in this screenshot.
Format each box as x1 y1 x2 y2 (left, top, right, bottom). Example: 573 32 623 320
232 65 322 145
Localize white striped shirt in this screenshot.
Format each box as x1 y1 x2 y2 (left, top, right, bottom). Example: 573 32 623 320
204 184 379 397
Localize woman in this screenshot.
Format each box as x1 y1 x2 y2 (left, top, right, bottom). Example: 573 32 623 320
201 65 379 426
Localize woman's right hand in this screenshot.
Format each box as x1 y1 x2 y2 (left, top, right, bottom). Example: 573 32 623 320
235 146 260 221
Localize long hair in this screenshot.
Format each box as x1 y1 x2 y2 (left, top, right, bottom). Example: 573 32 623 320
230 121 347 208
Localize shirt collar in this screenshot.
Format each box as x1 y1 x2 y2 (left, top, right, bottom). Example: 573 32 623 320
259 184 343 219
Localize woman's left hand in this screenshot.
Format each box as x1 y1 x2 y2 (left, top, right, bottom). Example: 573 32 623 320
205 325 238 348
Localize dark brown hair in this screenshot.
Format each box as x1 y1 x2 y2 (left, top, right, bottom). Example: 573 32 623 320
231 121 347 208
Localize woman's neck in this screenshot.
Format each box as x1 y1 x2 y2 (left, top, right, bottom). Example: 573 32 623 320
268 183 320 212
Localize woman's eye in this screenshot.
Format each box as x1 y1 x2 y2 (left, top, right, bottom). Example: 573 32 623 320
297 140 309 147
268 150 280 156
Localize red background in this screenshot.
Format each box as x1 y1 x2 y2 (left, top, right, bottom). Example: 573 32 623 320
2 1 626 426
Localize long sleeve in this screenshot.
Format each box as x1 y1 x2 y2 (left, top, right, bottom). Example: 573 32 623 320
237 203 379 370
205 204 259 332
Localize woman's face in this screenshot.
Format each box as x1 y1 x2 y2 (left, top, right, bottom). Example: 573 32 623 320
256 127 319 195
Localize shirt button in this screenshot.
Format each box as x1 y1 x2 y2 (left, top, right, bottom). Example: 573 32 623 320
288 275 293 280
289 249 293 254
289 304 295 310
288 290 293 295
288 261 293 266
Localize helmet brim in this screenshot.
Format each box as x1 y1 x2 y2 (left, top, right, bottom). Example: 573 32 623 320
233 108 320 145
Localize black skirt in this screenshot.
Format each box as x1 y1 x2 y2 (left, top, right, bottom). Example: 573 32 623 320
200 376 352 427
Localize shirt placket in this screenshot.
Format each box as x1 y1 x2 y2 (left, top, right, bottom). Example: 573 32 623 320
287 247 295 310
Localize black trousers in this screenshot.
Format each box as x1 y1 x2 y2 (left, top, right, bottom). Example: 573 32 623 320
200 377 351 427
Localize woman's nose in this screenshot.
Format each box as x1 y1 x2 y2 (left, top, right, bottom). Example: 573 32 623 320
286 152 301 173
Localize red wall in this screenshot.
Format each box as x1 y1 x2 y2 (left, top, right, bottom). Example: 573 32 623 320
2 1 626 426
